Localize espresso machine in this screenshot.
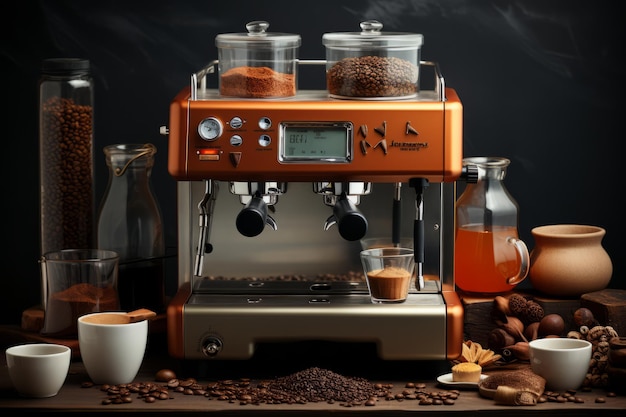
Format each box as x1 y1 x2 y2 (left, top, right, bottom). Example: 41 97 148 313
163 21 466 361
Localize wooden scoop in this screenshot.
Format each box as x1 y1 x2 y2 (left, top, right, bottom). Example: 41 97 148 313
82 308 157 325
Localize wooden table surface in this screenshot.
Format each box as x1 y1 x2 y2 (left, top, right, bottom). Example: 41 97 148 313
1 325 625 415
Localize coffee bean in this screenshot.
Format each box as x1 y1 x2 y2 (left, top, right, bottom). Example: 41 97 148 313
155 369 177 382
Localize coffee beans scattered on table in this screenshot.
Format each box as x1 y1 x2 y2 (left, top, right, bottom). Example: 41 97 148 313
84 368 623 408
85 367 464 407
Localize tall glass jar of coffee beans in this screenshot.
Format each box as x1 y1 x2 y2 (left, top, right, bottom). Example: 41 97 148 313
39 58 95 256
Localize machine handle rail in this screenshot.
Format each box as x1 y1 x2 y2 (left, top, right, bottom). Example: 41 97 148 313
190 60 445 101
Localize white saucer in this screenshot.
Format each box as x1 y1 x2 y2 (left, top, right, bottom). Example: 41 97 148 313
436 373 487 389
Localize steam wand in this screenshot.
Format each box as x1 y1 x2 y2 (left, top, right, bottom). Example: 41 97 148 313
392 182 402 247
409 178 429 290
194 180 218 277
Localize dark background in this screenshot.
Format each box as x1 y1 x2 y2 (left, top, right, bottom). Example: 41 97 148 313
2 0 624 326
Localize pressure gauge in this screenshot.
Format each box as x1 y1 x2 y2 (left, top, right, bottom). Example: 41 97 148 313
198 117 223 141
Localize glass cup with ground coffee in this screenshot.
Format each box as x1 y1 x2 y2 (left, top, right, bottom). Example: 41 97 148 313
216 21 300 98
39 249 120 338
360 247 415 303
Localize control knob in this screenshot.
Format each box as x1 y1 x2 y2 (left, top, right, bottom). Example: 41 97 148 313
202 336 223 357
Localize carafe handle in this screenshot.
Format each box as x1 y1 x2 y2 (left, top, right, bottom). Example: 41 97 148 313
506 237 530 285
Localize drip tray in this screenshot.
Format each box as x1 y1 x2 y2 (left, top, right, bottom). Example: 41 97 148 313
190 279 441 296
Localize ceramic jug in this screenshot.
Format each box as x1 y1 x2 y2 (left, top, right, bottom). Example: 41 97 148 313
529 224 612 297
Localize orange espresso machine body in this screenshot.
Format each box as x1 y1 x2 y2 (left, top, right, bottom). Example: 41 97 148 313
164 61 464 361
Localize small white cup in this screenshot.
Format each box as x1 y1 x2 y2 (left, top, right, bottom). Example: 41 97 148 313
78 312 148 385
5 343 71 398
529 337 592 392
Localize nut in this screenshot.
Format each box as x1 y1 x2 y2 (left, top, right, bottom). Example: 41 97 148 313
522 300 544 324
538 314 565 338
488 328 516 351
508 294 527 317
524 322 540 341
500 316 525 339
573 307 596 327
493 296 511 316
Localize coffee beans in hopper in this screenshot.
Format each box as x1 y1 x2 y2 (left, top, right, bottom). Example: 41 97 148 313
327 56 418 98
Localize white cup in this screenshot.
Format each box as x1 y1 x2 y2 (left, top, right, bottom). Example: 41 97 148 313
529 337 592 392
78 312 148 385
5 343 71 398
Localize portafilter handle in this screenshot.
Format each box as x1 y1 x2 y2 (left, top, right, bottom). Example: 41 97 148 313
323 192 368 241
236 193 277 237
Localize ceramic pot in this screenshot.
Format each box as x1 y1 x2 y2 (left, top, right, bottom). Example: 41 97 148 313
529 224 612 297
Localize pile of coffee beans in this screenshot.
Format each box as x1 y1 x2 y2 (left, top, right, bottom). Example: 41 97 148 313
327 56 418 98
40 96 94 252
265 367 379 404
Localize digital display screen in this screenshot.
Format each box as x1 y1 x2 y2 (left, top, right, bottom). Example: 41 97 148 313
279 122 352 162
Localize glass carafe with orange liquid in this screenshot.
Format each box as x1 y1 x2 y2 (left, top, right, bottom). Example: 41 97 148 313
454 157 529 294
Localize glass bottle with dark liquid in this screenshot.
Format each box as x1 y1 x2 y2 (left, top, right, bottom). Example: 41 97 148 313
97 143 166 313
454 157 529 294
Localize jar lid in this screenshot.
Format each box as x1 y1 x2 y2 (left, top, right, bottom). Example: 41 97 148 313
322 20 423 49
42 58 90 75
215 21 301 49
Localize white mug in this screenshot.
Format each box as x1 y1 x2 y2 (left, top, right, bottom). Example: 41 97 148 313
529 337 592 391
78 312 148 385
